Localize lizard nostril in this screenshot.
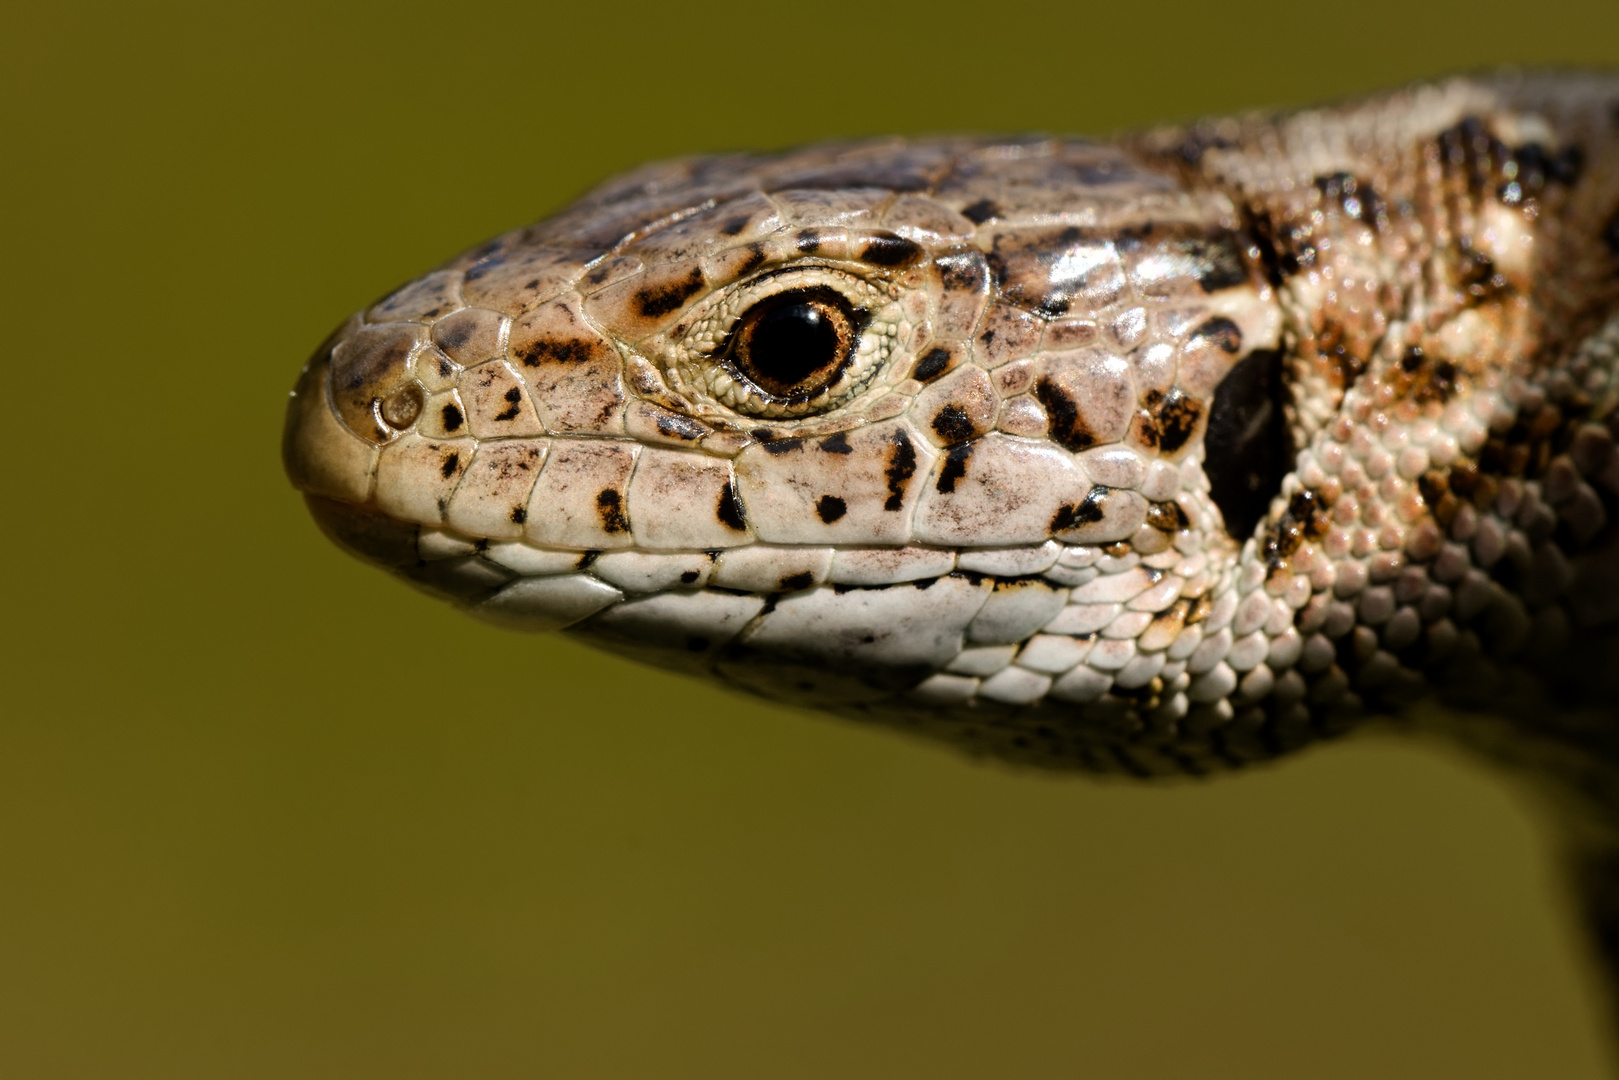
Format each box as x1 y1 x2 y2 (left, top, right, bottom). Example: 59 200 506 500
1203 347 1291 540
379 382 424 431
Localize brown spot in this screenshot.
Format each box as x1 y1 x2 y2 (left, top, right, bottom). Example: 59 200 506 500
720 215 751 236
1417 469 1459 529
634 266 704 317
816 495 847 523
596 489 630 533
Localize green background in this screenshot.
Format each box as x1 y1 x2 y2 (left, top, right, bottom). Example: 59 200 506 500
7 0 1619 1075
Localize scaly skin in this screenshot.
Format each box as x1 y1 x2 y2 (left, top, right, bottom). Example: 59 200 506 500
285 72 1619 1005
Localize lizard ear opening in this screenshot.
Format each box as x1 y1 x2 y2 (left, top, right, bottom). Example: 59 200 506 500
1203 347 1291 540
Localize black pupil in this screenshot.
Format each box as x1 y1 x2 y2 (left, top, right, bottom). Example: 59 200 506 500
745 300 840 392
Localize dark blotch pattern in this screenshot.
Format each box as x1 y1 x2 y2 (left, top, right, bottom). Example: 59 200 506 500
440 452 460 479
816 494 847 523
441 403 464 432
779 571 815 592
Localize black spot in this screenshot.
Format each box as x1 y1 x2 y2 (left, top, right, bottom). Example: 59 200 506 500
795 228 822 253
936 443 973 493
750 428 776 442
1033 376 1093 451
1155 388 1203 454
761 437 803 456
816 495 847 523
441 403 464 432
1051 488 1107 532
819 431 853 454
585 261 616 286
884 429 917 510
961 199 999 224
1261 489 1328 568
576 550 600 569
493 386 523 422
510 506 527 525
779 572 815 592
1605 206 1619 258
1191 316 1243 354
634 266 705 318
913 347 952 382
1401 345 1426 372
716 481 747 531
861 232 924 267
1314 172 1387 228
655 412 706 441
679 570 701 584
1185 235 1250 292
1204 347 1289 540
596 489 630 533
931 404 976 445
720 215 751 236
440 452 460 478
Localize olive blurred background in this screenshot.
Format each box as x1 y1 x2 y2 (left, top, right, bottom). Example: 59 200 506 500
6 0 1619 1075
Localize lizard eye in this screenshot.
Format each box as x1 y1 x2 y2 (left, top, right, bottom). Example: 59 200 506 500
665 265 903 421
724 287 865 401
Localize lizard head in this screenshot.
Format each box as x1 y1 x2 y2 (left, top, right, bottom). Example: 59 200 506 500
286 77 1619 774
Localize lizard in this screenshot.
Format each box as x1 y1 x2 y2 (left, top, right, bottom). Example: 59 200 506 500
282 72 1619 1016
